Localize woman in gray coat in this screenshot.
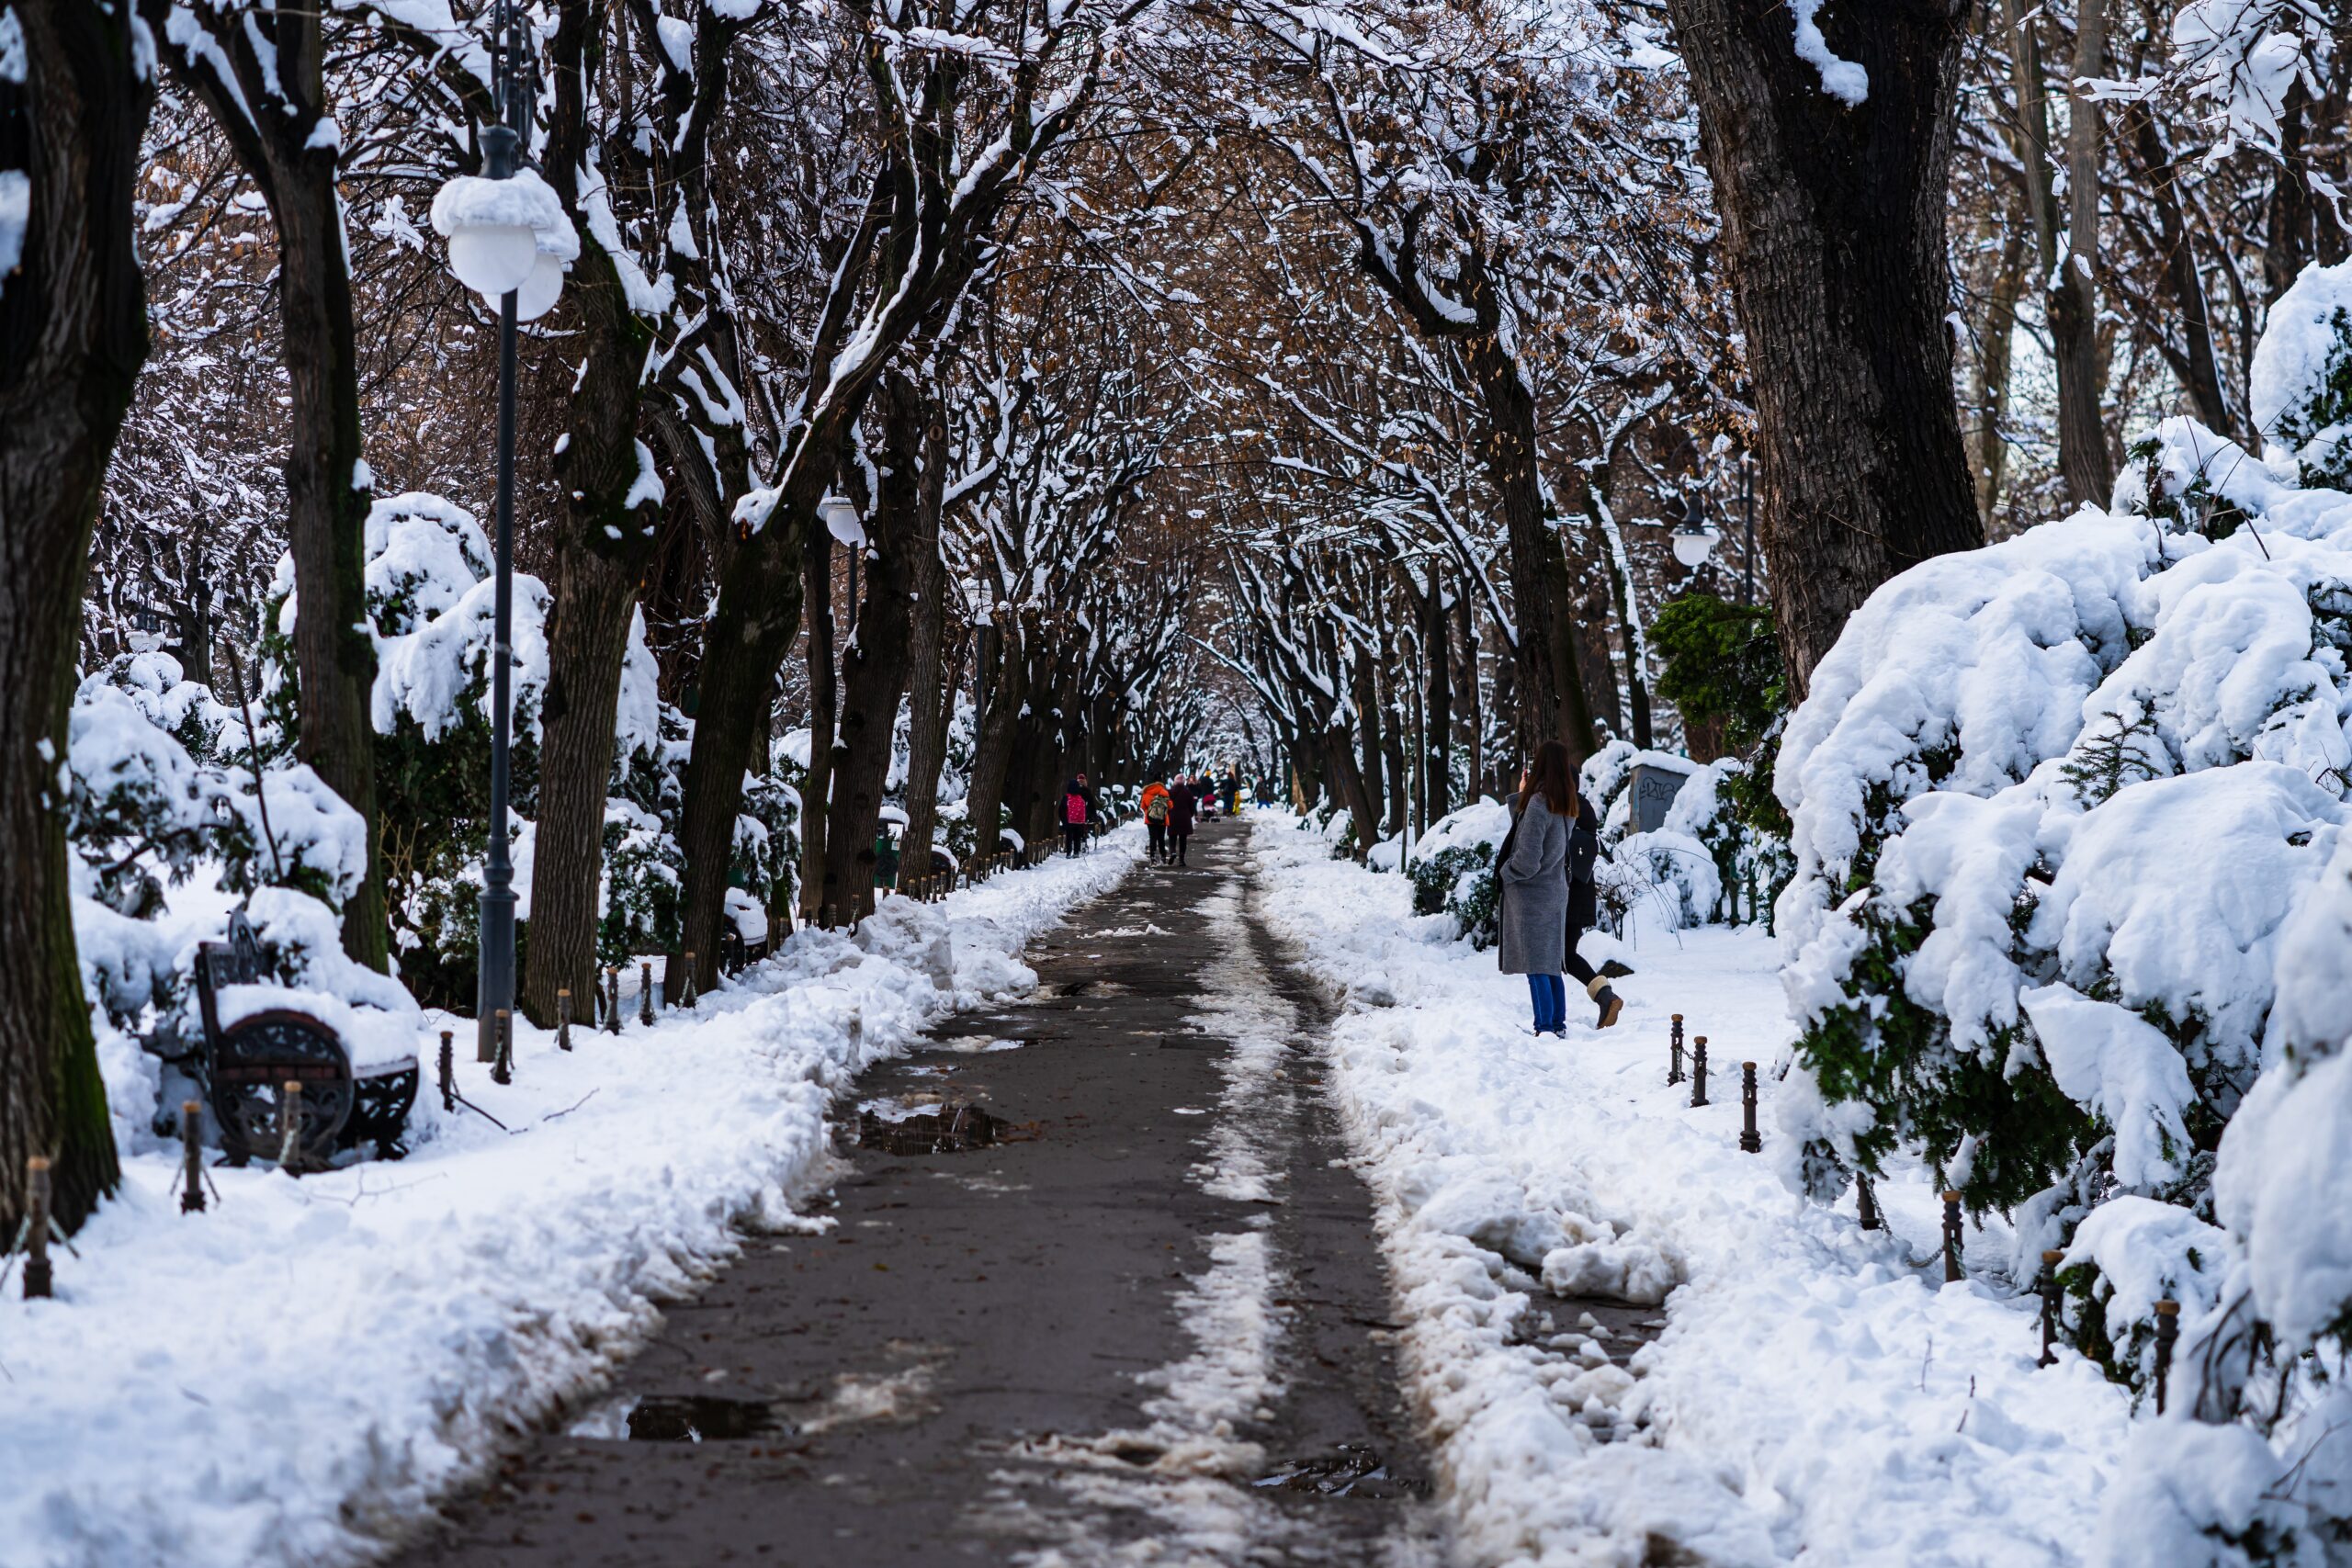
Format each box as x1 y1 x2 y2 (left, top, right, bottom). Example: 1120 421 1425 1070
1498 740 1623 1034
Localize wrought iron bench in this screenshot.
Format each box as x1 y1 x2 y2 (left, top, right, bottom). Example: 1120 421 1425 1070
189 912 418 1166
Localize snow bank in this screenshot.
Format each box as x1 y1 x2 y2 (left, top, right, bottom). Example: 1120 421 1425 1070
1 828 1143 1568
1774 262 2352 1558
1252 818 2130 1565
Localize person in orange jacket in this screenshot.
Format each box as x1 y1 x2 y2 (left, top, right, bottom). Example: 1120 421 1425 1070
1140 777 1173 863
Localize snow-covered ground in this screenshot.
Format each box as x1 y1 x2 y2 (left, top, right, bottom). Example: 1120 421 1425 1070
1 829 1142 1568
1252 817 2136 1567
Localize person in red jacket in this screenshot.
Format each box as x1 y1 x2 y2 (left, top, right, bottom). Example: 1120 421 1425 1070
1141 778 1172 863
1061 773 1091 857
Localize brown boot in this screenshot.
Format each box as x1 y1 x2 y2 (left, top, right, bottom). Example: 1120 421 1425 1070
1587 975 1623 1029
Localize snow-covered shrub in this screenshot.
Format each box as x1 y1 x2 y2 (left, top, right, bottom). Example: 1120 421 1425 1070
1408 798 1509 948
1779 266 2352 1540
2253 256 2352 491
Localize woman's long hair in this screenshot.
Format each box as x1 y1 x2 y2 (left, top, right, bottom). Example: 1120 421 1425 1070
1520 739 1580 818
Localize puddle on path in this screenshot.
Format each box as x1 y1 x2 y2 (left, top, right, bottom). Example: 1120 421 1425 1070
571 1393 786 1443
1253 1445 1424 1500
856 1100 1022 1155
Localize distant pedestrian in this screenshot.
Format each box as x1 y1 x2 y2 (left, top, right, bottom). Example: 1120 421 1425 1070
1221 770 1239 816
1062 773 1091 857
1168 775 1197 866
1498 741 1577 1035
1142 777 1172 862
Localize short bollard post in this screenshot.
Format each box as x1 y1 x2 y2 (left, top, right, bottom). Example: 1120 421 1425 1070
279 1080 305 1173
680 953 698 1010
639 962 655 1027
2038 1249 2064 1367
491 1010 514 1086
23 1156 52 1299
1690 1036 1709 1108
1856 1174 1882 1231
437 1030 456 1111
848 1007 865 1055
1668 1014 1685 1086
1739 1062 1762 1152
557 988 573 1052
2154 1300 2180 1414
606 967 623 1034
180 1100 208 1214
1941 1190 1966 1282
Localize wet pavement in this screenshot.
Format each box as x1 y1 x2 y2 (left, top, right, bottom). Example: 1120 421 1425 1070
391 818 1444 1566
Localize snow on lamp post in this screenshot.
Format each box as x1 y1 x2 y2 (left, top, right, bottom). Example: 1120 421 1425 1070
429 0 578 1061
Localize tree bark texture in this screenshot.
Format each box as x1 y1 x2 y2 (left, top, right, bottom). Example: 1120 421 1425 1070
1666 0 1985 696
820 376 925 920
895 415 956 876
962 621 1026 859
797 529 837 921
0 0 153 1235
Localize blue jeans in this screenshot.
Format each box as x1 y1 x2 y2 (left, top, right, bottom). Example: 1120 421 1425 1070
1527 974 1566 1033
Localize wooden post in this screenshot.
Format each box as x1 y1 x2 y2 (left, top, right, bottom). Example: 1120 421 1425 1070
606 967 622 1034
1669 1013 1684 1086
557 988 572 1052
181 1100 207 1214
1856 1174 1882 1231
639 962 654 1027
2154 1300 2180 1413
1739 1062 1762 1152
279 1080 305 1173
23 1156 53 1299
1941 1190 1965 1282
437 1030 455 1111
2039 1249 2064 1367
1690 1036 1709 1107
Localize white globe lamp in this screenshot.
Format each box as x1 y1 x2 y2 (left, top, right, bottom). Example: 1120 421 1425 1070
1670 523 1720 570
510 249 567 321
819 492 864 545
447 221 539 298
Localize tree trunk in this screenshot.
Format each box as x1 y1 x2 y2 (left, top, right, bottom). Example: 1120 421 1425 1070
797 528 836 921
1352 641 1385 834
2129 109 2230 436
1665 0 1984 696
0 0 153 1236
2050 0 2112 504
1971 218 2029 525
963 621 1025 859
2265 81 2315 305
820 376 924 920
519 235 660 1023
897 415 956 878
1454 581 1482 798
1422 581 1453 824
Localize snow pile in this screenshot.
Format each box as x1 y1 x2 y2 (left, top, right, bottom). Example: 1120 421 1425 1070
1776 263 2352 1561
1 828 1144 1568
1252 817 2132 1565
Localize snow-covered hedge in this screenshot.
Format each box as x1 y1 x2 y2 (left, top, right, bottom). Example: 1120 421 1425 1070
1779 259 2352 1563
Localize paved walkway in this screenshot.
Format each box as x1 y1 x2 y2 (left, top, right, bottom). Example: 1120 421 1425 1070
397 818 1443 1566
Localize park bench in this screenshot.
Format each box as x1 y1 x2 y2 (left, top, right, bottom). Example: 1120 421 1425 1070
187 912 418 1166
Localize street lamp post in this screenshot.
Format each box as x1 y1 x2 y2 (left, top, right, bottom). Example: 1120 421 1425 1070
428 0 575 1060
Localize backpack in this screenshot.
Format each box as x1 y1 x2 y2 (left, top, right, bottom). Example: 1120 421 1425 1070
1067 792 1087 825
1146 793 1170 823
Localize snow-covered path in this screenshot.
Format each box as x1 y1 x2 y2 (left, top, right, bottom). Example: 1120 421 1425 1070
1252 816 2138 1567
391 817 1441 1567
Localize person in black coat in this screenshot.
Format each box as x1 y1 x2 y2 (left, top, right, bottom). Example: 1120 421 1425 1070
1168 777 1198 865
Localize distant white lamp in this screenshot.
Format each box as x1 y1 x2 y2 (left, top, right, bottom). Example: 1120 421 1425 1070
819 492 865 546
1670 521 1720 570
